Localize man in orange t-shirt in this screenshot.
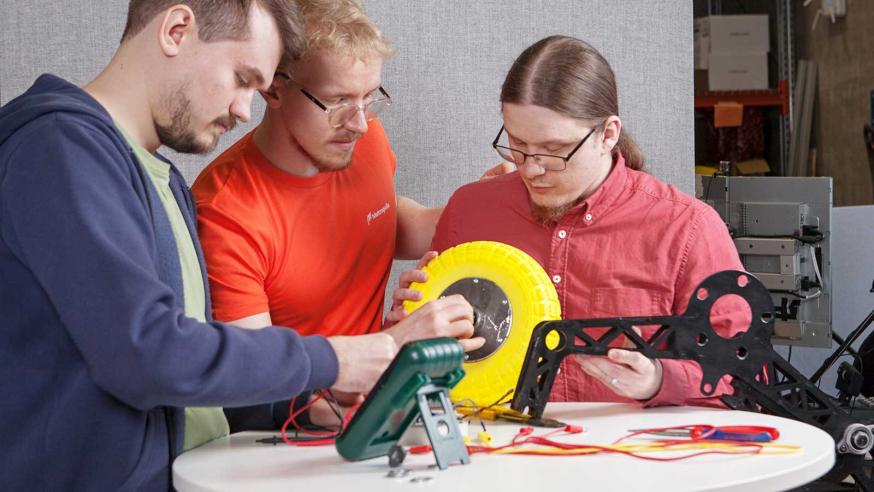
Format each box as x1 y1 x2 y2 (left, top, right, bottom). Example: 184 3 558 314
193 0 484 347
192 0 488 425
194 117 400 338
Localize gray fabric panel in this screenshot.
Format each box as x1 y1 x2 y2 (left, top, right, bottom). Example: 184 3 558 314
1 1 692 190
2 1 692 314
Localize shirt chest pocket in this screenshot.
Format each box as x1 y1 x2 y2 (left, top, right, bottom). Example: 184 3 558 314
590 287 665 318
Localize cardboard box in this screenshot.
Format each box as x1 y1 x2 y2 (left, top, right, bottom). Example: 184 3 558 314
714 102 744 127
735 159 771 176
700 15 769 55
695 15 770 90
708 52 768 91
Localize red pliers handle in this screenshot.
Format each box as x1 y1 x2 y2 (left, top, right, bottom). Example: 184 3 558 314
691 425 780 442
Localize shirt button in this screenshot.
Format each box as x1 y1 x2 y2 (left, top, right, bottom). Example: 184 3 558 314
584 213 593 222
558 230 567 239
552 275 562 284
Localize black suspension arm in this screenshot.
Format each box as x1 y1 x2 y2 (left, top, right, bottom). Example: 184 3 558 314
510 270 874 490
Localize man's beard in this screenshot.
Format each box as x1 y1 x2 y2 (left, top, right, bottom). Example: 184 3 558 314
296 133 358 173
155 85 234 155
312 150 354 172
529 195 584 227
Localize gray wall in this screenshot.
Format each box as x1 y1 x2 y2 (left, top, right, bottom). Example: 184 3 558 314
1 1 694 303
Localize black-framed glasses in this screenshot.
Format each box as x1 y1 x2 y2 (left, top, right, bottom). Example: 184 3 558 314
492 125 599 172
276 71 391 129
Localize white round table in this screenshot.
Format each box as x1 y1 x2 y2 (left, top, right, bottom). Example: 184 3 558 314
173 402 835 492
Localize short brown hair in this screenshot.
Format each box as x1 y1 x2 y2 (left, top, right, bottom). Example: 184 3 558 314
122 0 305 68
501 35 645 171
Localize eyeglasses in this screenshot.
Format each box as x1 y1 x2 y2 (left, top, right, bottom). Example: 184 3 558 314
276 72 391 129
492 125 599 172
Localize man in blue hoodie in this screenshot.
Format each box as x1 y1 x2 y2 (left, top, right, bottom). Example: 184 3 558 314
0 1 474 490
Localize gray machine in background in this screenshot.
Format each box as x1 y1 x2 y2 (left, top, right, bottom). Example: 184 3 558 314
698 176 832 348
794 205 874 397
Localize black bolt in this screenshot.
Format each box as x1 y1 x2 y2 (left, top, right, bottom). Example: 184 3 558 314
852 432 870 450
388 445 407 468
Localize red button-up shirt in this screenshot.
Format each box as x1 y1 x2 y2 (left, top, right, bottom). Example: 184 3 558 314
432 154 747 407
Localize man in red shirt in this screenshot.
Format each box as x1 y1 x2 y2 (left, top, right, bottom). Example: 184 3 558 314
399 36 747 407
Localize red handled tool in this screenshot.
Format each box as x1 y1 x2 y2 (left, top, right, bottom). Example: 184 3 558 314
628 425 779 443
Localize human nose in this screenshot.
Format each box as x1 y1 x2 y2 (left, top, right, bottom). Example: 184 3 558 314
343 106 369 133
230 89 254 123
517 154 546 178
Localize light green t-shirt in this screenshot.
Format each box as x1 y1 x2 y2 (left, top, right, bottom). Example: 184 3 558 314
118 125 229 451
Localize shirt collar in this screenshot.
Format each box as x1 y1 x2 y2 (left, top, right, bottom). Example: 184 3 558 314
573 151 629 218
243 131 334 189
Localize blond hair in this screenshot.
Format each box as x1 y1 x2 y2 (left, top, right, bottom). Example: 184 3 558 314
293 0 394 63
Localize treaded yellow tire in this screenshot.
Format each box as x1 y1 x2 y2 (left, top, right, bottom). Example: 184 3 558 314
403 241 561 406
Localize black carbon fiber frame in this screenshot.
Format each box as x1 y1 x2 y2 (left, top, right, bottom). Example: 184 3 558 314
511 270 872 490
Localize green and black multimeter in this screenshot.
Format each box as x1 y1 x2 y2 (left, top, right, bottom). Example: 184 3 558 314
335 337 470 470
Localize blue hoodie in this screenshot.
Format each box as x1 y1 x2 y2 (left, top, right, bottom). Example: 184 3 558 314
0 75 338 491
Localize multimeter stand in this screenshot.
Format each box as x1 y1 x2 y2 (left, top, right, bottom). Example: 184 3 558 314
416 383 470 469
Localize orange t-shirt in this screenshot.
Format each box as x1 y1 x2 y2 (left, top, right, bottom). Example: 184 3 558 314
192 121 397 336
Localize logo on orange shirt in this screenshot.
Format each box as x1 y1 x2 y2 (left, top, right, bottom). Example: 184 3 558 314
366 202 391 225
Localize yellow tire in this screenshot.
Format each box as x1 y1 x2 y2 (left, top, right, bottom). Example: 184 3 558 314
403 241 561 406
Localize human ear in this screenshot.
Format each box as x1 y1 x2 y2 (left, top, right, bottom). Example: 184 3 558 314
158 5 196 57
260 77 286 109
600 116 622 155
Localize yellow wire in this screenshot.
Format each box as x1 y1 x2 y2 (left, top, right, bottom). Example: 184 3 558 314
488 441 801 456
